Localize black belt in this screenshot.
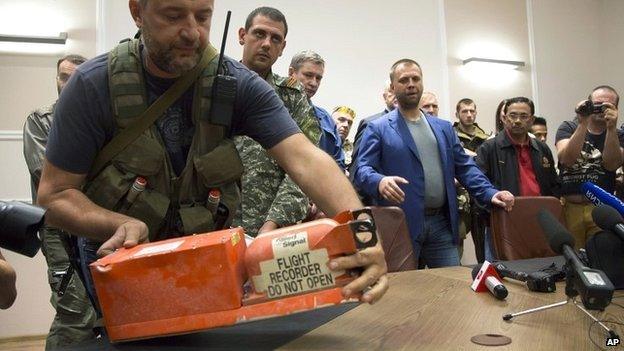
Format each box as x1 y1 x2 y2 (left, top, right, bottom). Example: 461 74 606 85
425 207 443 216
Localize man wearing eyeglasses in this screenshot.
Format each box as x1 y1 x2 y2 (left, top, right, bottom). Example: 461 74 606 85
475 96 560 261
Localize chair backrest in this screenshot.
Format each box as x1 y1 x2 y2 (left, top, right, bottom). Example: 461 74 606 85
489 196 561 260
370 206 417 272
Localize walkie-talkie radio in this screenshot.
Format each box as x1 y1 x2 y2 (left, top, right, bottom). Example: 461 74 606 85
207 10 236 128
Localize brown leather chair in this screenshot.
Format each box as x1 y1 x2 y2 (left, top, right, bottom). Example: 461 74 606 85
489 196 561 260
370 206 417 272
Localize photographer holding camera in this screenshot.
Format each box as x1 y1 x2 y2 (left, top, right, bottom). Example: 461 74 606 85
556 85 623 249
0 249 17 309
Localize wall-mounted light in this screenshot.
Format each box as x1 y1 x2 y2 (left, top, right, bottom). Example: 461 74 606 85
0 32 67 45
462 57 525 70
0 32 67 55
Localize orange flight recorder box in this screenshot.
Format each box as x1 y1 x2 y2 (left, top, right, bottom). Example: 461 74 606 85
90 208 377 342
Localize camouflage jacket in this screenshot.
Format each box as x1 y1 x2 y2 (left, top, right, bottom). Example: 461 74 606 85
452 123 490 213
452 122 490 153
232 73 320 237
342 139 353 168
23 104 55 203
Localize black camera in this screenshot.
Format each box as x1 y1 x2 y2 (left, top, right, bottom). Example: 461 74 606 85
576 100 605 116
0 201 45 257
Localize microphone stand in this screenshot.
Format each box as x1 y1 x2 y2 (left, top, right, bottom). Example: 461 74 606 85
502 265 619 340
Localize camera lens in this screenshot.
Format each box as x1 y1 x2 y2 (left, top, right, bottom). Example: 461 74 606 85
576 100 593 116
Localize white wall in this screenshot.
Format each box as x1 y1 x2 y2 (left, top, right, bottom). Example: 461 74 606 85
531 0 624 147
444 0 533 134
602 0 624 97
98 0 449 139
0 0 96 339
0 0 96 130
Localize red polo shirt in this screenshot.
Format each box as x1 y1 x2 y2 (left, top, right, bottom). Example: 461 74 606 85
506 130 541 196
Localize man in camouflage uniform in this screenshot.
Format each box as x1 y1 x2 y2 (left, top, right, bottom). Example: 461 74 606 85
452 98 490 262
22 54 97 349
232 7 321 236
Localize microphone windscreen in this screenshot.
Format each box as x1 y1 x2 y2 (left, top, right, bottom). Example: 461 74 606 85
592 204 624 231
586 230 624 289
537 208 575 254
583 181 624 216
471 264 482 280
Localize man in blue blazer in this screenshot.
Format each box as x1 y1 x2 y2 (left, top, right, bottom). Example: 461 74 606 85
353 59 514 267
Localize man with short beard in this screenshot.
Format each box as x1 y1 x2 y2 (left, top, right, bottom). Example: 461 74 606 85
453 98 489 156
354 59 514 268
37 0 389 326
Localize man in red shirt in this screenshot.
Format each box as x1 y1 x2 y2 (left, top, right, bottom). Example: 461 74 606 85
475 97 560 260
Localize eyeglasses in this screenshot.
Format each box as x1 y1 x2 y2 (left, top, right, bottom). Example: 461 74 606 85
506 113 531 121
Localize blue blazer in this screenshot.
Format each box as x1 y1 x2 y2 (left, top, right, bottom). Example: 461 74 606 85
353 109 498 244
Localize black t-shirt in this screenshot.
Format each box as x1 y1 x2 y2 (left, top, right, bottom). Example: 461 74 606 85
555 120 624 195
47 53 300 175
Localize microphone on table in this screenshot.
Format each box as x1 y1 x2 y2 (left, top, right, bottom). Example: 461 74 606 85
493 263 556 293
582 181 624 216
588 204 624 289
471 262 508 300
591 204 624 242
537 209 613 310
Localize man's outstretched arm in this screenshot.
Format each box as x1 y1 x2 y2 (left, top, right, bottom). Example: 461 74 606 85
37 160 148 256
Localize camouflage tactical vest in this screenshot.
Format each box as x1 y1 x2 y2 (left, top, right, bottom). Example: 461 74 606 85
83 39 243 241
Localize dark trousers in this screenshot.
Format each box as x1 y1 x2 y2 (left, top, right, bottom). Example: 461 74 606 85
470 206 487 263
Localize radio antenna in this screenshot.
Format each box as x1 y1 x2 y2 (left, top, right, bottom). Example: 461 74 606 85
216 10 231 72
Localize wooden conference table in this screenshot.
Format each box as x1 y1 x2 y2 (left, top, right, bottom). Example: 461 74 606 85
282 266 624 350
61 266 624 350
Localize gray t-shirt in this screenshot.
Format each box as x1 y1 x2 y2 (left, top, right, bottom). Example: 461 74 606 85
406 114 446 208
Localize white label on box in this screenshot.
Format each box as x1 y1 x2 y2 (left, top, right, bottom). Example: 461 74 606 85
133 241 183 258
252 232 343 299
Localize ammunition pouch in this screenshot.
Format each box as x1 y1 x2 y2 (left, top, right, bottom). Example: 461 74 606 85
194 139 243 187
84 133 170 238
191 138 243 231
178 205 215 234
